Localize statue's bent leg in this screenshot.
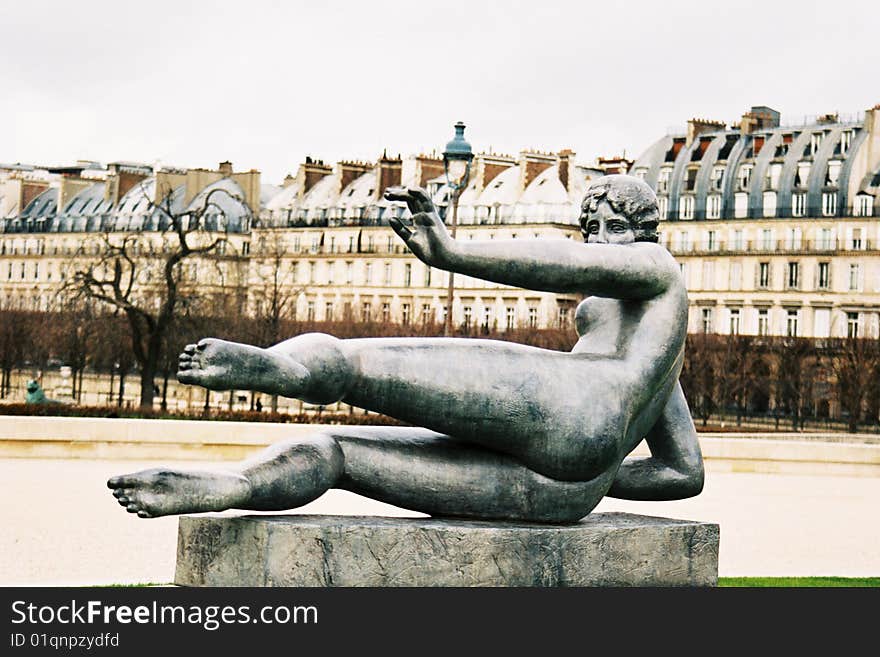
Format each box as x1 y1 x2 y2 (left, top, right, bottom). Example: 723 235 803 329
109 426 613 522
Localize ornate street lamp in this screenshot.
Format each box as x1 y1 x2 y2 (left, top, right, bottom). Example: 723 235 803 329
442 121 474 336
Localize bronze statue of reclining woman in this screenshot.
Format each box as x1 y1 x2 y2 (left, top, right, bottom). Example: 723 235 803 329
108 174 703 523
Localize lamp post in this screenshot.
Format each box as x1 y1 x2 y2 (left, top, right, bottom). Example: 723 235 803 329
442 121 474 337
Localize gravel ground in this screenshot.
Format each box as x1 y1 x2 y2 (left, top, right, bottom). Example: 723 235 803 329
1 458 878 585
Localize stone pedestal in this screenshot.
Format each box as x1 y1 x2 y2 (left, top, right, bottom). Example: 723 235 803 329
175 513 719 587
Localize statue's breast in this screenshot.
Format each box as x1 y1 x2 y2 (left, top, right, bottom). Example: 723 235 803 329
572 297 624 356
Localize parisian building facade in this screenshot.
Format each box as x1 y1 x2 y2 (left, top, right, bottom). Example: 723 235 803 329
1 102 878 341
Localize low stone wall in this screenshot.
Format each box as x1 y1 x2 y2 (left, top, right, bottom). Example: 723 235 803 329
1 415 879 477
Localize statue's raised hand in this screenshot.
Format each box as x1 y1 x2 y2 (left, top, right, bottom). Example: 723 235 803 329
383 186 453 268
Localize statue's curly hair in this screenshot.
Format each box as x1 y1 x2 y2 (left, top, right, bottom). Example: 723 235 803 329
580 174 660 243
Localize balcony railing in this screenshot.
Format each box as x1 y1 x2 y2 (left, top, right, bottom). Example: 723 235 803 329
668 239 876 256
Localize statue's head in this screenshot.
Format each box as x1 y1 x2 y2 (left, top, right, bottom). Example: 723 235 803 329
579 174 660 245
26 379 40 393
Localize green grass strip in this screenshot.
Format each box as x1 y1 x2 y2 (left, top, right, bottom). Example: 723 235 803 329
719 577 880 587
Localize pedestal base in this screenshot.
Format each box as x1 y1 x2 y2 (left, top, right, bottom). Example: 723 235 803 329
175 513 718 587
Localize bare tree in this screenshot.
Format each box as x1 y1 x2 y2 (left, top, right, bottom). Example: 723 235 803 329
826 336 880 433
64 185 247 408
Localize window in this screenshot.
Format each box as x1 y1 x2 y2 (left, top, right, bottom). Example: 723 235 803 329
729 309 741 335
505 307 516 330
308 261 316 283
657 196 668 220
483 307 493 330
854 195 874 217
345 261 353 284
840 130 852 154
381 303 390 323
849 264 860 291
757 309 769 336
292 236 301 252
758 262 770 288
817 262 830 289
711 166 725 191
365 262 372 284
818 228 833 250
462 306 472 329
785 228 802 250
731 229 744 250
850 228 862 250
325 302 334 321
680 196 694 220
401 303 410 325
730 262 742 290
424 266 431 287
361 302 372 321
307 301 315 321
707 230 717 251
348 236 355 253
384 263 392 285
421 304 433 324
404 263 412 287
792 193 806 217
847 312 859 338
734 193 748 218
810 132 824 156
558 306 570 327
822 192 837 216
329 236 336 253
787 262 799 289
34 263 39 280
814 308 831 338
763 191 777 217
826 161 842 186
528 307 538 329
760 229 773 250
679 231 691 251
786 310 799 337
738 165 753 191
658 168 672 193
702 261 715 290
701 308 713 334
327 261 335 284
707 195 721 219
310 236 320 253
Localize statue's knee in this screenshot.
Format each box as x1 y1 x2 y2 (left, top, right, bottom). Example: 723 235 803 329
285 333 353 404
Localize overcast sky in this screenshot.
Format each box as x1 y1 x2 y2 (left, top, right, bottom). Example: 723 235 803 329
1 0 876 184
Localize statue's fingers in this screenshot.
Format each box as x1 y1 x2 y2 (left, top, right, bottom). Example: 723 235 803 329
388 217 413 241
413 211 443 228
401 186 435 213
384 186 434 214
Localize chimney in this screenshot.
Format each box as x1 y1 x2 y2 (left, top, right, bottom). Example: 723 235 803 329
518 150 555 191
58 175 91 213
376 151 402 199
296 157 333 200
282 173 296 188
105 162 152 205
20 180 50 210
337 160 372 196
556 149 575 192
218 161 233 176
472 152 516 193
686 118 726 146
402 153 445 189
597 156 633 175
740 106 780 135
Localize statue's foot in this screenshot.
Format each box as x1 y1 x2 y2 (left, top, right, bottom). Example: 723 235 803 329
177 338 309 394
107 468 250 518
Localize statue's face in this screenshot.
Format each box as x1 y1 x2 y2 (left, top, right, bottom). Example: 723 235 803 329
581 200 635 245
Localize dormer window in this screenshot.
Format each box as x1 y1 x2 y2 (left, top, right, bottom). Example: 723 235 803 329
839 130 853 155
822 192 837 216
810 132 824 156
825 161 842 187
710 166 725 191
854 194 874 217
657 167 672 193
737 164 753 191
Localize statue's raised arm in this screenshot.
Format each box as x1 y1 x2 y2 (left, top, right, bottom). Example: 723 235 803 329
384 179 678 300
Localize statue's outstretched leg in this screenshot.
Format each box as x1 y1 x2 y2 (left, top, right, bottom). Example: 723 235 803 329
109 427 614 522
178 333 641 481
